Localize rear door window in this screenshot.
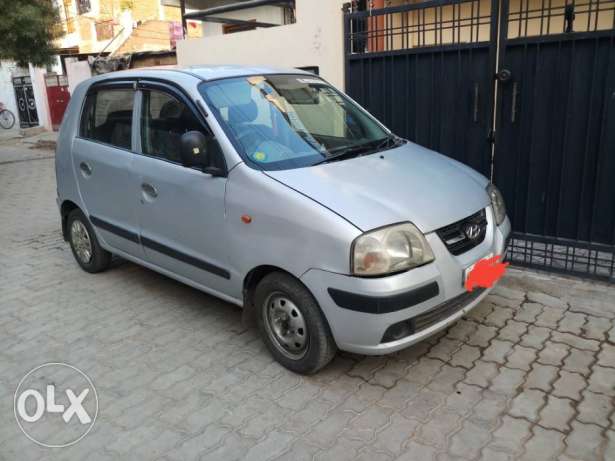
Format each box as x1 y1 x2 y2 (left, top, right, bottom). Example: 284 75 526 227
80 89 134 150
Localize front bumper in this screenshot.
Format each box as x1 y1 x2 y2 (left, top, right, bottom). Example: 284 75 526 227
301 207 511 355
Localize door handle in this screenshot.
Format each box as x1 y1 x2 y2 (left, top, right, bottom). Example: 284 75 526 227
141 183 158 199
80 162 92 177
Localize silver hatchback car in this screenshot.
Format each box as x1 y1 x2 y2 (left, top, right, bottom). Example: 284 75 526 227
56 65 511 374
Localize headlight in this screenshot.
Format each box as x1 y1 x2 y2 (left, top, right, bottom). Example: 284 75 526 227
351 223 435 276
487 183 506 225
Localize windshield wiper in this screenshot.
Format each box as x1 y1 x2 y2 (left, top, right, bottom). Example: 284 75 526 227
296 130 326 153
313 135 404 166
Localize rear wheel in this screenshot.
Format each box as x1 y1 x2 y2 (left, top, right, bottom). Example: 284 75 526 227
67 209 112 273
0 109 15 130
255 272 336 374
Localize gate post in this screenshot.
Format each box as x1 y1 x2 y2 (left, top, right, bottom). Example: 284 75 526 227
342 2 351 93
490 0 511 180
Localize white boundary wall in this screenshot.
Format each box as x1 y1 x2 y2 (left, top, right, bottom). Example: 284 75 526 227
177 0 347 90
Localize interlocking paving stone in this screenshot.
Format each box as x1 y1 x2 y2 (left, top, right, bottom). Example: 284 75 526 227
538 341 569 367
479 447 513 461
450 344 482 369
582 316 611 341
427 338 463 362
605 431 615 461
506 345 538 371
447 319 478 342
527 291 567 309
499 320 529 343
489 416 532 455
509 389 545 422
401 388 447 422
563 348 595 376
519 426 565 461
471 391 508 430
597 343 615 368
564 421 604 460
395 441 437 461
557 312 586 336
539 395 575 432
484 305 514 328
275 440 322 461
551 331 600 352
490 367 526 396
355 447 393 461
1 147 614 460
513 303 543 323
464 360 499 388
577 389 613 428
587 365 615 396
484 339 515 364
467 324 499 348
523 363 558 392
445 382 482 416
535 306 566 329
373 413 420 455
552 371 587 401
519 325 551 350
416 407 462 449
448 419 491 459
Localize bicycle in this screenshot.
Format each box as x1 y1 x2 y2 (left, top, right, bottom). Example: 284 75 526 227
0 102 16 129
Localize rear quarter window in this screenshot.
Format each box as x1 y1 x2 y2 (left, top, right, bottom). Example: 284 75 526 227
79 89 134 150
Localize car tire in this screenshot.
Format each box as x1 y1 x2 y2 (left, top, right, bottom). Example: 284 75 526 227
67 209 112 273
255 272 337 374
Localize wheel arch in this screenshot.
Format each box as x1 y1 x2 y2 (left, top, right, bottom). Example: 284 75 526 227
241 265 334 339
60 200 81 241
243 265 295 309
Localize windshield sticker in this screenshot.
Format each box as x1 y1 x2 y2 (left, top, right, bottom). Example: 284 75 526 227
253 151 267 162
246 76 266 86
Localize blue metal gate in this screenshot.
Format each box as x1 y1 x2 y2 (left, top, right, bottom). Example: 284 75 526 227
343 0 615 281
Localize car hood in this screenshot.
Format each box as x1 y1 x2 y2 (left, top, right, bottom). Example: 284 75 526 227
265 142 490 233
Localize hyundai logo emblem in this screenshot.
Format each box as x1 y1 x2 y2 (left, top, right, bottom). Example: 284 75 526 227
463 223 481 240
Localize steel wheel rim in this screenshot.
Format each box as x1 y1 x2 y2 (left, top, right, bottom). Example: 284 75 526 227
263 292 308 360
70 220 93 264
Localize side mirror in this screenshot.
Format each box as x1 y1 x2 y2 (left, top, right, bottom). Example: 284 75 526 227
180 131 208 168
180 131 227 177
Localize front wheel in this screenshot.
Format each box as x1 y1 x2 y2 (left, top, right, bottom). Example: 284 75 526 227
255 272 337 374
0 109 15 130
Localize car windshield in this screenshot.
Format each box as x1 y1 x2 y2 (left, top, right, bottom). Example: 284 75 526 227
199 74 393 170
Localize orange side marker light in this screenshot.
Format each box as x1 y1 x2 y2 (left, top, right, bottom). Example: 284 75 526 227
241 215 252 224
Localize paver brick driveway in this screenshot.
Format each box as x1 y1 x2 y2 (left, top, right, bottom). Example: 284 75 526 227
1 145 614 460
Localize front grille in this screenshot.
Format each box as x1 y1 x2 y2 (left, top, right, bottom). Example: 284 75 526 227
436 209 487 255
380 288 485 343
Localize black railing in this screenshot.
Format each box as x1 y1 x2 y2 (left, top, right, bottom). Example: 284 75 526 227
347 0 494 54
507 232 615 282
508 0 615 38
347 0 615 54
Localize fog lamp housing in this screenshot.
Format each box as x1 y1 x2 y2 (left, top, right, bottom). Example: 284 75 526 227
381 321 414 343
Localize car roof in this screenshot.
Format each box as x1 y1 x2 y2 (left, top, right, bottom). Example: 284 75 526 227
89 65 312 83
